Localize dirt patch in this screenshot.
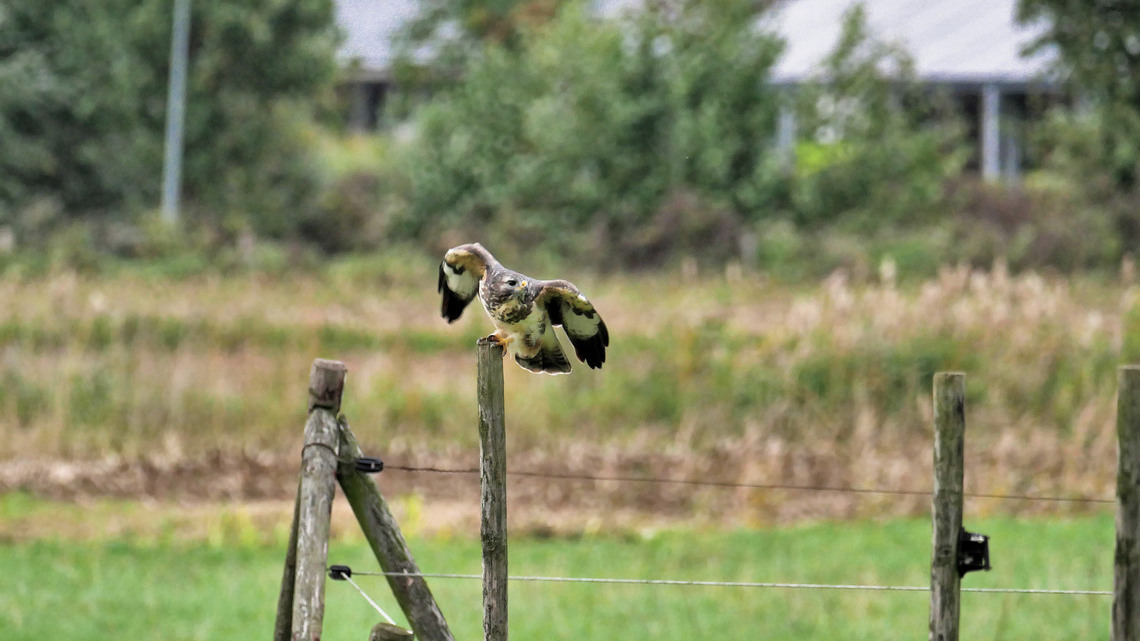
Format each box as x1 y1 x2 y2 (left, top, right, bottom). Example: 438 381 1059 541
0 426 1114 540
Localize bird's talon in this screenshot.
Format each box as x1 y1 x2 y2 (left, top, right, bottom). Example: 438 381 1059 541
478 333 509 349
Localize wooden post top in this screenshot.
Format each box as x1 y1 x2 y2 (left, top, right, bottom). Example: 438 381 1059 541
309 359 348 414
369 622 414 641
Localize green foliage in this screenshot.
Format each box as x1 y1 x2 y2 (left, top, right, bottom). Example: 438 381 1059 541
399 1 982 268
946 170 1124 273
1017 0 1140 249
406 0 784 266
1018 0 1140 107
0 0 339 240
789 6 965 230
396 0 570 72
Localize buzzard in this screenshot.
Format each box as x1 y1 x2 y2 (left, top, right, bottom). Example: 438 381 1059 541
437 243 609 374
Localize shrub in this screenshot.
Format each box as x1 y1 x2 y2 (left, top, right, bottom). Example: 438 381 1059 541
404 0 785 267
0 0 340 238
788 6 966 231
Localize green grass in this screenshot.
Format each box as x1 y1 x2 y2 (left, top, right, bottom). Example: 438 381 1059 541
0 514 1113 641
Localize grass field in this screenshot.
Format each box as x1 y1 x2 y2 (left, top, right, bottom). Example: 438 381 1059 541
0 258 1130 638
0 258 1132 524
0 512 1113 641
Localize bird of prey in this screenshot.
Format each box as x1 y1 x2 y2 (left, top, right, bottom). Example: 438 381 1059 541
437 243 609 374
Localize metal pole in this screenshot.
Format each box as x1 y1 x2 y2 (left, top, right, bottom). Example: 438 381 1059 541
981 84 1001 182
161 0 191 224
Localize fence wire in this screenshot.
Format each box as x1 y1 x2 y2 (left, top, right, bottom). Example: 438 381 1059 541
386 464 1114 505
337 568 1110 597
345 462 1112 606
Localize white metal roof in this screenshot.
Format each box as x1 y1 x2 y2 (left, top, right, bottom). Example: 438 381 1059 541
335 0 418 73
334 0 1057 87
768 0 1056 85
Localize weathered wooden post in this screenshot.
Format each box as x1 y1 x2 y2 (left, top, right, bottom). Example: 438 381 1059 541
273 483 302 641
292 359 345 641
478 339 508 641
930 372 965 641
337 419 456 641
1115 365 1140 641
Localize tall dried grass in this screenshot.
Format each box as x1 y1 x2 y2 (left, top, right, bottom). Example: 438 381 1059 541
0 260 1132 522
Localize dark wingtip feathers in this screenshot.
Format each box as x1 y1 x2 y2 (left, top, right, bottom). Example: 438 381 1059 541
438 263 468 323
570 319 608 370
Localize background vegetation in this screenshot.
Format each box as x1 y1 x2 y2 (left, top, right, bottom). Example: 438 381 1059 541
0 0 339 247
1 1 1138 636
0 0 1136 529
0 0 1136 276
0 261 1129 528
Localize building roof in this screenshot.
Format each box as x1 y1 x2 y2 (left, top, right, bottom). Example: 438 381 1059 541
335 0 419 79
334 0 1057 87
767 0 1056 87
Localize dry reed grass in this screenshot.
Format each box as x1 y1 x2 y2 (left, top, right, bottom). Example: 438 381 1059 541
0 260 1132 526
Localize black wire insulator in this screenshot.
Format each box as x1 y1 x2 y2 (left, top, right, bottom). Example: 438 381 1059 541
355 457 384 474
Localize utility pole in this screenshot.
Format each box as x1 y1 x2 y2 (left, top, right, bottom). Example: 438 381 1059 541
161 0 191 224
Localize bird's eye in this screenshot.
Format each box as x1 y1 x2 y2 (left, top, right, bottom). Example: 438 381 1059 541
506 279 518 287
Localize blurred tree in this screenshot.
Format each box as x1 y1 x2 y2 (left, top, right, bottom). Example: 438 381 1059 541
406 0 785 266
0 0 339 241
1018 0 1140 108
1017 0 1140 245
396 0 568 72
790 5 965 230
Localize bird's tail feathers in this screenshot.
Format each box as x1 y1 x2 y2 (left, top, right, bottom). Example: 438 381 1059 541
515 335 572 375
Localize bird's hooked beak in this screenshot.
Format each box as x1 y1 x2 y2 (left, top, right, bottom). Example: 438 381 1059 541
514 280 528 299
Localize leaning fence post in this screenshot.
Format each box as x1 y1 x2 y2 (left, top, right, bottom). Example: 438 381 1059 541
273 481 302 641
291 359 345 641
930 372 965 641
478 339 508 641
337 419 456 641
1115 366 1140 641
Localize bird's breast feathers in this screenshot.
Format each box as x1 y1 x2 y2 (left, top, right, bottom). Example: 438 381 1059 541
484 298 547 355
489 298 534 325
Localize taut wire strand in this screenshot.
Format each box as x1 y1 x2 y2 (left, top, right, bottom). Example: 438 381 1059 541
338 573 397 626
341 569 1111 596
386 465 1114 504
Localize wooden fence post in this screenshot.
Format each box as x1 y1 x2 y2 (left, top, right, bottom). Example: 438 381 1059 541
930 372 965 641
291 359 345 641
337 419 456 641
273 482 302 641
478 339 508 641
1115 366 1140 641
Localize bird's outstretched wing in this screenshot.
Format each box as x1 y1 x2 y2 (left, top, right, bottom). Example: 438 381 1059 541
438 243 497 322
535 279 609 369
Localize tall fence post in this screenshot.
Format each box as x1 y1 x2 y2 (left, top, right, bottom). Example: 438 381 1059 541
930 372 965 641
1115 366 1140 641
478 339 508 641
337 419 456 641
291 359 345 641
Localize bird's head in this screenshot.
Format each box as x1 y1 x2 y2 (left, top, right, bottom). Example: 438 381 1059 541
503 274 528 300
488 270 529 304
